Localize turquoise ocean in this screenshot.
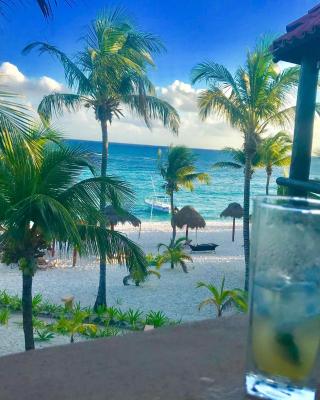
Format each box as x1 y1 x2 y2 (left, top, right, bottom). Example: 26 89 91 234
67 139 320 222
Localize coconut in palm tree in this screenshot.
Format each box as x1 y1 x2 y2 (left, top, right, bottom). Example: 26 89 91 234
159 146 209 241
192 38 299 290
23 8 180 308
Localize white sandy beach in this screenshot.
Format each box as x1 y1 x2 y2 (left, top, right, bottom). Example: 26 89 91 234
0 220 245 355
0 220 245 320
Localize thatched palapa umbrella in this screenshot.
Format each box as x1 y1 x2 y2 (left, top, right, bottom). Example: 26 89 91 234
220 202 243 242
173 206 206 241
104 206 141 231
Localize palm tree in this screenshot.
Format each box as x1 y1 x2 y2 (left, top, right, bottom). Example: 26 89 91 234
23 8 180 309
197 277 247 317
0 90 31 134
55 307 97 344
157 237 192 272
0 0 71 18
213 147 261 178
258 131 292 195
191 39 299 290
123 253 162 286
159 146 210 241
0 133 147 350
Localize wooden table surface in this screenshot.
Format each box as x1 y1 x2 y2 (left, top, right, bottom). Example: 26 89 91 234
0 315 318 400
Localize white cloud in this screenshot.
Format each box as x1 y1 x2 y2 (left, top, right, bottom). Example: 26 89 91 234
4 61 316 152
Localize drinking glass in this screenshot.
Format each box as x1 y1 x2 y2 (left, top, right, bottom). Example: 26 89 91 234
246 196 320 400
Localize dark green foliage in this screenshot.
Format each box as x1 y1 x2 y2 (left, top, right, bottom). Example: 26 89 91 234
145 311 169 328
34 328 55 342
0 308 10 326
197 277 248 317
159 146 209 240
126 308 144 330
192 38 299 290
157 237 192 273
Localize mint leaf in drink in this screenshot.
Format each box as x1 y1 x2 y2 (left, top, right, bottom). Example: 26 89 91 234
275 332 300 365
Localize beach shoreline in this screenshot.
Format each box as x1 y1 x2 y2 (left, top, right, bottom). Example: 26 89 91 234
0 220 245 355
0 220 244 314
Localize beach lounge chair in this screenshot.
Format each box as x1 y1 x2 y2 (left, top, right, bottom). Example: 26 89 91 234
188 243 219 253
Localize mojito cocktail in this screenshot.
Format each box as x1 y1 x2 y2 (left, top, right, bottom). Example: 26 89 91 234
246 197 320 400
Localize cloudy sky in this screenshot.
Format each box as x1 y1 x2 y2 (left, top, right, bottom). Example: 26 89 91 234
0 0 319 149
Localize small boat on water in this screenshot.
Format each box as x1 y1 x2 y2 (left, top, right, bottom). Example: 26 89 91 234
144 178 171 214
144 195 171 213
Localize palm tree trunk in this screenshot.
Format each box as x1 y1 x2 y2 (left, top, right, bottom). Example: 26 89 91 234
170 192 176 242
243 152 252 292
94 118 108 310
170 192 176 269
232 217 235 242
72 248 77 267
22 272 34 351
266 169 272 195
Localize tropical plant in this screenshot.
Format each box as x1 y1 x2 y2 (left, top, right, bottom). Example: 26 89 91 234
83 326 120 339
0 308 10 326
126 308 144 330
192 39 299 290
32 293 43 315
145 310 169 328
159 146 209 240
197 277 248 317
123 253 162 286
115 309 129 324
38 300 64 316
55 308 97 343
144 255 162 279
0 0 71 18
23 8 180 309
93 304 109 324
0 90 31 140
157 237 192 272
0 290 22 311
106 306 119 323
258 131 292 195
0 133 147 350
33 318 55 342
213 147 261 178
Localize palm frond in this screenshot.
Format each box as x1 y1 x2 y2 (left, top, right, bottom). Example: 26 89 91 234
213 161 242 169
22 42 92 94
37 93 86 123
198 298 214 311
0 90 32 137
126 94 180 134
78 225 147 280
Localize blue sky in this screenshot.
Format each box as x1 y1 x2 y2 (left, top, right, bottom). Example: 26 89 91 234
1 0 318 85
0 0 319 148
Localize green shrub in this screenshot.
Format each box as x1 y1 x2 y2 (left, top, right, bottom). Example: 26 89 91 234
145 311 169 328
0 308 10 326
126 308 143 330
34 328 55 342
116 308 128 323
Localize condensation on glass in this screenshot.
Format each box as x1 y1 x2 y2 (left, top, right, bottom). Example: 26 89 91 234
246 196 320 400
